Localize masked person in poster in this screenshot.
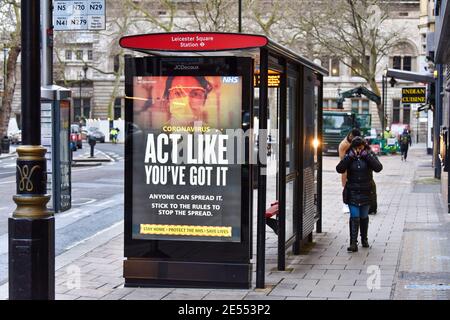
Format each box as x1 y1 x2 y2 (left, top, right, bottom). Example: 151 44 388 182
163 76 213 127
336 137 383 252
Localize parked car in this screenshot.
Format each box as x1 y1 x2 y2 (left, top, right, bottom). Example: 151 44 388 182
71 124 83 149
86 127 105 143
80 126 88 140
8 130 21 144
70 140 77 152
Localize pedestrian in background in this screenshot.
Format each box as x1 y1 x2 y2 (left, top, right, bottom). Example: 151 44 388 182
339 128 361 213
399 128 412 161
336 137 383 252
110 127 118 144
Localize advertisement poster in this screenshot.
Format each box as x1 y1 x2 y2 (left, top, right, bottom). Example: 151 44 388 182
131 75 243 242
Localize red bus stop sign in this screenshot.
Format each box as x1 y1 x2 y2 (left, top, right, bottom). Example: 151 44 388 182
119 32 268 52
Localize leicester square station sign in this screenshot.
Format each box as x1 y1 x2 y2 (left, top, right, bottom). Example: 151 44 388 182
401 87 426 104
119 32 268 52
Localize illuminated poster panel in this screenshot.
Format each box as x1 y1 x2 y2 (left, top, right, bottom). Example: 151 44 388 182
131 75 243 242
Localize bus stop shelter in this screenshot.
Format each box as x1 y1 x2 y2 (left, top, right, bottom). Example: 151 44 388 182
120 32 328 289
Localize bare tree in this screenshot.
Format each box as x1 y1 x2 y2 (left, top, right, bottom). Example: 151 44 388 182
125 0 177 32
286 0 403 123
182 0 238 32
245 0 287 37
0 0 20 138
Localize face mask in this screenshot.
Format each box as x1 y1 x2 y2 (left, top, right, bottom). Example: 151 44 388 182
169 96 194 121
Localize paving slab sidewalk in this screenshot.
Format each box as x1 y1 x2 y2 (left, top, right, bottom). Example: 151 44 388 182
3 144 449 300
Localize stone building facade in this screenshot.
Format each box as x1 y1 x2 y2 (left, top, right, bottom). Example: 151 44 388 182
4 0 426 141
322 0 428 141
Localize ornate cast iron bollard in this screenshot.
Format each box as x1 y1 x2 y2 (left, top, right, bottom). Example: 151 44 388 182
9 146 54 300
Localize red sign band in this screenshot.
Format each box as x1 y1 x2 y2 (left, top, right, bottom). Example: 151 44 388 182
119 32 268 52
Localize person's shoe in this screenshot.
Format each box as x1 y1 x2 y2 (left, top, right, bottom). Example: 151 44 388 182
342 204 350 214
368 211 377 215
360 217 369 248
347 242 358 252
347 217 360 252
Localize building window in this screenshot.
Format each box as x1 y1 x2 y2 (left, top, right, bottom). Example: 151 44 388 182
114 98 122 120
87 50 93 61
361 100 369 114
82 98 91 119
320 57 330 74
392 99 400 123
392 56 412 71
76 50 83 60
73 98 91 121
403 104 411 124
351 100 359 113
403 56 412 71
351 58 360 76
393 56 402 70
65 50 72 61
330 58 340 76
324 99 338 109
74 99 81 122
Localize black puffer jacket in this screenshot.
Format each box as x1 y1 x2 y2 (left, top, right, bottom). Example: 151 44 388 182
336 150 383 206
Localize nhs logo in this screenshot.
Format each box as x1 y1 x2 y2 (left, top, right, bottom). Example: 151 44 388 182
222 76 239 84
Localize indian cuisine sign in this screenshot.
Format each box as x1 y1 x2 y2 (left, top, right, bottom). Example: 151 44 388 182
401 87 426 104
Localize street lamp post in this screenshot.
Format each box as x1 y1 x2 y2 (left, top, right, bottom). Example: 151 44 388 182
79 65 88 123
9 0 54 300
382 70 387 133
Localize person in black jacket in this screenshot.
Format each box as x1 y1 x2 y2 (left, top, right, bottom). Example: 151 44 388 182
399 128 412 161
336 137 383 252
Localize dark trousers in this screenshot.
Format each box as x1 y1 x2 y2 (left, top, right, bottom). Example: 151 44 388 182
400 145 409 159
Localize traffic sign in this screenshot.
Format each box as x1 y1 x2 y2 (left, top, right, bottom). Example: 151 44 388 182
53 0 105 31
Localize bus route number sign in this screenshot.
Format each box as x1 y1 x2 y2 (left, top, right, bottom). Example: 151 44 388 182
54 0 105 31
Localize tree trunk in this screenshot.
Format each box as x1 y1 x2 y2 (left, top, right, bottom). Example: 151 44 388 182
368 77 384 129
0 45 20 138
107 51 124 119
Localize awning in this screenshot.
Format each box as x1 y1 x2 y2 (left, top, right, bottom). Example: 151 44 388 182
385 68 435 83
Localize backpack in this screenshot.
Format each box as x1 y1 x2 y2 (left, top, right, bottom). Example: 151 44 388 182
400 134 409 145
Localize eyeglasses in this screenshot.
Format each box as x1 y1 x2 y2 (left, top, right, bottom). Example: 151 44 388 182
168 86 207 100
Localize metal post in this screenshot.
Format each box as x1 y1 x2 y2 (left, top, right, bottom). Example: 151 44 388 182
278 62 287 271
435 64 443 179
384 76 388 129
417 115 419 144
256 48 268 289
316 75 323 233
79 71 82 114
41 0 53 86
381 75 385 132
238 0 242 33
9 0 54 300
